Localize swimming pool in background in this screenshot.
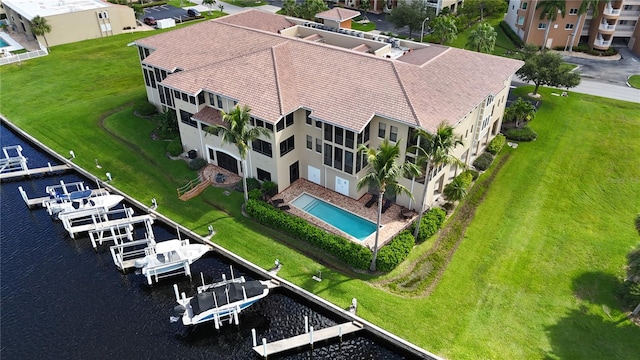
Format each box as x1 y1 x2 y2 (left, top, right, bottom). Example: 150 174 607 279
291 193 377 241
0 31 24 52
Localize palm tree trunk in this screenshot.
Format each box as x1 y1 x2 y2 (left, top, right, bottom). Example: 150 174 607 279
568 14 583 52
543 20 552 49
533 82 541 95
370 191 384 272
43 35 50 52
413 161 431 241
241 158 249 203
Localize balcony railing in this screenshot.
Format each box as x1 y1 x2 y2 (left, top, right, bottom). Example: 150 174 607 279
603 6 621 16
599 22 616 31
593 39 612 47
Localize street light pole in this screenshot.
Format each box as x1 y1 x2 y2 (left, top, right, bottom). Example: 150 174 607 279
420 17 430 43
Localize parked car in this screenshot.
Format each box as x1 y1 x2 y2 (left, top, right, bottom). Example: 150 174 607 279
143 17 157 26
186 9 201 17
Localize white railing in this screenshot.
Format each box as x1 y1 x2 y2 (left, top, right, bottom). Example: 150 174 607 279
594 39 612 47
603 6 621 16
599 22 616 31
0 49 48 65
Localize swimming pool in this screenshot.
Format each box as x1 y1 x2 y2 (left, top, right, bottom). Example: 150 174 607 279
0 32 24 52
0 38 8 47
291 193 377 241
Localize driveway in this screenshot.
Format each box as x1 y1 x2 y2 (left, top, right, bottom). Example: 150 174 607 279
562 46 640 87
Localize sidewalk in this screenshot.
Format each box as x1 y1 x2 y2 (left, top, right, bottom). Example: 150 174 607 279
189 0 280 15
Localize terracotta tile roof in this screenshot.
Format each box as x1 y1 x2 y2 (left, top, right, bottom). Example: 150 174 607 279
193 106 225 127
315 8 361 22
135 10 523 133
215 9 293 33
350 44 371 52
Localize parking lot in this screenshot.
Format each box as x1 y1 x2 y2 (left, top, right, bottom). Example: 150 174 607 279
140 5 199 25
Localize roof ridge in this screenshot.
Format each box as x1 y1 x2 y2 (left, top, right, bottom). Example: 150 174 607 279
271 44 285 116
420 46 451 68
390 62 420 127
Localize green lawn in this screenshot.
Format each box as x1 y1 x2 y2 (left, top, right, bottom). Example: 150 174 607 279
447 15 517 56
1 28 639 359
629 75 640 89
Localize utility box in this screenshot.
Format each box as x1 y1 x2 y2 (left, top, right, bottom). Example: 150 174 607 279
156 18 176 29
188 150 197 159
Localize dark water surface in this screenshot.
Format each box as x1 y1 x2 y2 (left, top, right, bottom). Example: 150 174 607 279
1 125 411 359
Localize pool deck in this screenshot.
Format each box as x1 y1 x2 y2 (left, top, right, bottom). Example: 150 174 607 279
273 179 417 249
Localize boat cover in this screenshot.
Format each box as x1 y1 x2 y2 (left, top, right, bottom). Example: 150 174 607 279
190 281 267 315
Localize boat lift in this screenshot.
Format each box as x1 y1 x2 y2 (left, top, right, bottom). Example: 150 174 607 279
58 205 153 241
0 145 28 174
109 219 157 271
140 238 193 285
18 180 109 210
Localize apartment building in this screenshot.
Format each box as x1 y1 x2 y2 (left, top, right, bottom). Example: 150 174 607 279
133 10 522 212
505 0 640 55
1 0 136 48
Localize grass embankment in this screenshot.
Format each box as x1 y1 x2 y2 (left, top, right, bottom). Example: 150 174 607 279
1 28 639 359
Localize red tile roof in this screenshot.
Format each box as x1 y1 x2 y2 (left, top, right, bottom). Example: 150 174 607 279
136 10 523 133
316 8 361 22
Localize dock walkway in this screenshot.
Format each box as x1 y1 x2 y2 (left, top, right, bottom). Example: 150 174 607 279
0 163 72 180
253 321 363 358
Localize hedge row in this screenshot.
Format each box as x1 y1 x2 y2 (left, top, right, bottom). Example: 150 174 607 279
412 207 447 243
246 200 372 269
486 134 506 155
376 231 415 272
473 152 494 171
499 21 524 48
505 126 537 141
167 137 183 157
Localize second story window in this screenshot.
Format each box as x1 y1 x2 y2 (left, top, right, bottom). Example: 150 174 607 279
378 123 386 138
280 135 295 156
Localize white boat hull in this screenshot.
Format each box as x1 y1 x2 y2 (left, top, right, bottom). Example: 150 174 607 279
136 239 212 284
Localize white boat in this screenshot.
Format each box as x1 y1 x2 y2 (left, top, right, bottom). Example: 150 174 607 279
42 180 123 216
134 239 212 285
172 272 277 327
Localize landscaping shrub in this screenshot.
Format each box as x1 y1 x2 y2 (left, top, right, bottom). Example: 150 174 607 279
376 231 415 272
499 21 524 48
462 169 479 181
167 137 183 157
505 126 538 141
248 188 263 200
246 177 261 192
261 181 278 198
572 43 618 56
188 158 207 171
411 208 447 243
486 134 506 155
473 152 494 171
135 101 158 117
246 200 372 269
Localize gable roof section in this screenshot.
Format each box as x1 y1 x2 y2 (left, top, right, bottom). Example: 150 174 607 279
215 9 294 33
316 8 361 22
136 10 522 133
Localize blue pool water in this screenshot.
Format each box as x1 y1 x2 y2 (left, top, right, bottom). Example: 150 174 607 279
0 38 9 47
292 193 377 241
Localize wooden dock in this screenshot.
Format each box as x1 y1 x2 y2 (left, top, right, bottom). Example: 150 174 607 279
0 163 72 180
252 321 364 358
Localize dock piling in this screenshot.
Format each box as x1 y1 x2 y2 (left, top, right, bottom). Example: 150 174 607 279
304 315 309 333
262 338 267 358
309 326 314 348
252 329 257 347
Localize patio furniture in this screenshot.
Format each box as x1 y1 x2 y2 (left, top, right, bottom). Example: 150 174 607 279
401 209 415 220
364 194 377 208
215 173 226 183
279 205 290 211
381 199 392 214
271 198 284 206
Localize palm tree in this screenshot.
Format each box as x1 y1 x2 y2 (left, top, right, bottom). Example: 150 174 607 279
431 15 458 44
359 0 371 22
204 105 270 203
31 15 51 51
409 123 463 241
466 22 497 53
536 0 566 49
202 0 216 15
443 175 468 204
504 98 536 128
357 139 419 272
568 0 606 52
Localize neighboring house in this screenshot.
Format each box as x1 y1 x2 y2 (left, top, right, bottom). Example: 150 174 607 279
316 8 360 29
133 10 522 213
505 0 640 55
1 0 137 48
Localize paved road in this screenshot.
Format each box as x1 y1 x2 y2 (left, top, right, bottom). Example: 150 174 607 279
562 46 640 87
512 78 640 103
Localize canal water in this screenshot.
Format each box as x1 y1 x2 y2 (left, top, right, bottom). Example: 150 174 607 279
0 125 412 360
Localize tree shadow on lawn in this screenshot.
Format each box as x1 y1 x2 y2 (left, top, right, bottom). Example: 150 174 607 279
544 271 639 359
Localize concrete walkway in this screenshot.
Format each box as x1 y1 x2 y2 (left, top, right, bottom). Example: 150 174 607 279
513 79 640 104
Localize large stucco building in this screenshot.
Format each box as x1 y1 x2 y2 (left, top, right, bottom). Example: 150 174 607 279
1 0 136 48
133 10 522 213
505 0 640 55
